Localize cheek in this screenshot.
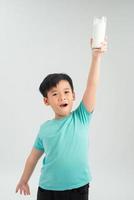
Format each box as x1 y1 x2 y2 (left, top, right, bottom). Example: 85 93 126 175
70 95 74 100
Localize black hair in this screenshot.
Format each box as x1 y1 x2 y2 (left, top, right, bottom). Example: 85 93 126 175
39 73 74 97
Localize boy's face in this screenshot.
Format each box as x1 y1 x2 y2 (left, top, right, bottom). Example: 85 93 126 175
43 80 75 119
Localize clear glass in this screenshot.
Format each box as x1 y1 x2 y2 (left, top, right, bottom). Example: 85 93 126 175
92 16 107 48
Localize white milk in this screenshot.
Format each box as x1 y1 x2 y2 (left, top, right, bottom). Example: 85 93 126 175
92 16 107 48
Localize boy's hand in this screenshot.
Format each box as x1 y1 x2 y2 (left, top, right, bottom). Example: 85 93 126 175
90 37 108 57
15 181 30 195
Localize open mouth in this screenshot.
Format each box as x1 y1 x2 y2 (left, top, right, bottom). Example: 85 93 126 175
60 103 68 108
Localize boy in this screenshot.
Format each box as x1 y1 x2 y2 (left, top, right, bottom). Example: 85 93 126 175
15 38 107 200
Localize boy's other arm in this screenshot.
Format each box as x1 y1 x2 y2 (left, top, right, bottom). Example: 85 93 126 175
82 38 108 112
16 147 44 195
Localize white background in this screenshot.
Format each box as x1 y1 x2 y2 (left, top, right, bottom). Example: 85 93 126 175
0 0 134 199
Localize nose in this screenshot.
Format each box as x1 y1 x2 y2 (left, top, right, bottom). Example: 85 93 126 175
58 94 66 101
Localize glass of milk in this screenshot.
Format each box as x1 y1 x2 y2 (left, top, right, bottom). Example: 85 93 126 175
92 16 107 48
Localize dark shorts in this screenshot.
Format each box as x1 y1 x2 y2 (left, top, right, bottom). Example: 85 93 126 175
37 183 90 200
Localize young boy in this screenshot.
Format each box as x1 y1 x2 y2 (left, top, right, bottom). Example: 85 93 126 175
15 38 107 200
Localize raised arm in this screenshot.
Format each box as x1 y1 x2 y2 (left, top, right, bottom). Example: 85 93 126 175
15 147 44 195
82 38 108 112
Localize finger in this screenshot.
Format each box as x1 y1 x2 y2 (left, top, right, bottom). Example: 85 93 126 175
23 185 29 195
21 185 27 195
23 189 26 195
16 185 20 193
15 187 18 193
27 186 30 195
25 188 29 195
100 47 107 52
95 48 105 53
20 188 23 195
101 41 107 46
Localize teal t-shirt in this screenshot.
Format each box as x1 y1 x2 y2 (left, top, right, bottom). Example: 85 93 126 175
33 100 94 190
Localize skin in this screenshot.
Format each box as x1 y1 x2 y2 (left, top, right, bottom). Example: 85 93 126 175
82 38 108 112
15 38 108 195
43 80 75 119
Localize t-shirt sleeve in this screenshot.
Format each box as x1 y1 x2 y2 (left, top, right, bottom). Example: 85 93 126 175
74 100 94 125
33 126 44 151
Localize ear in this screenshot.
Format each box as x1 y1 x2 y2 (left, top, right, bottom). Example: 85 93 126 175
43 97 50 106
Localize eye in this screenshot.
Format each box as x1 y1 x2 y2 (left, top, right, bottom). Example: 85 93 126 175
53 93 57 96
65 91 69 94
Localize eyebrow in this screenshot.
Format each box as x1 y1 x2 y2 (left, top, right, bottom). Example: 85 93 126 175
51 88 70 93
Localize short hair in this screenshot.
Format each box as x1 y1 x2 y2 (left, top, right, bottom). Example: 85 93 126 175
39 73 74 97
